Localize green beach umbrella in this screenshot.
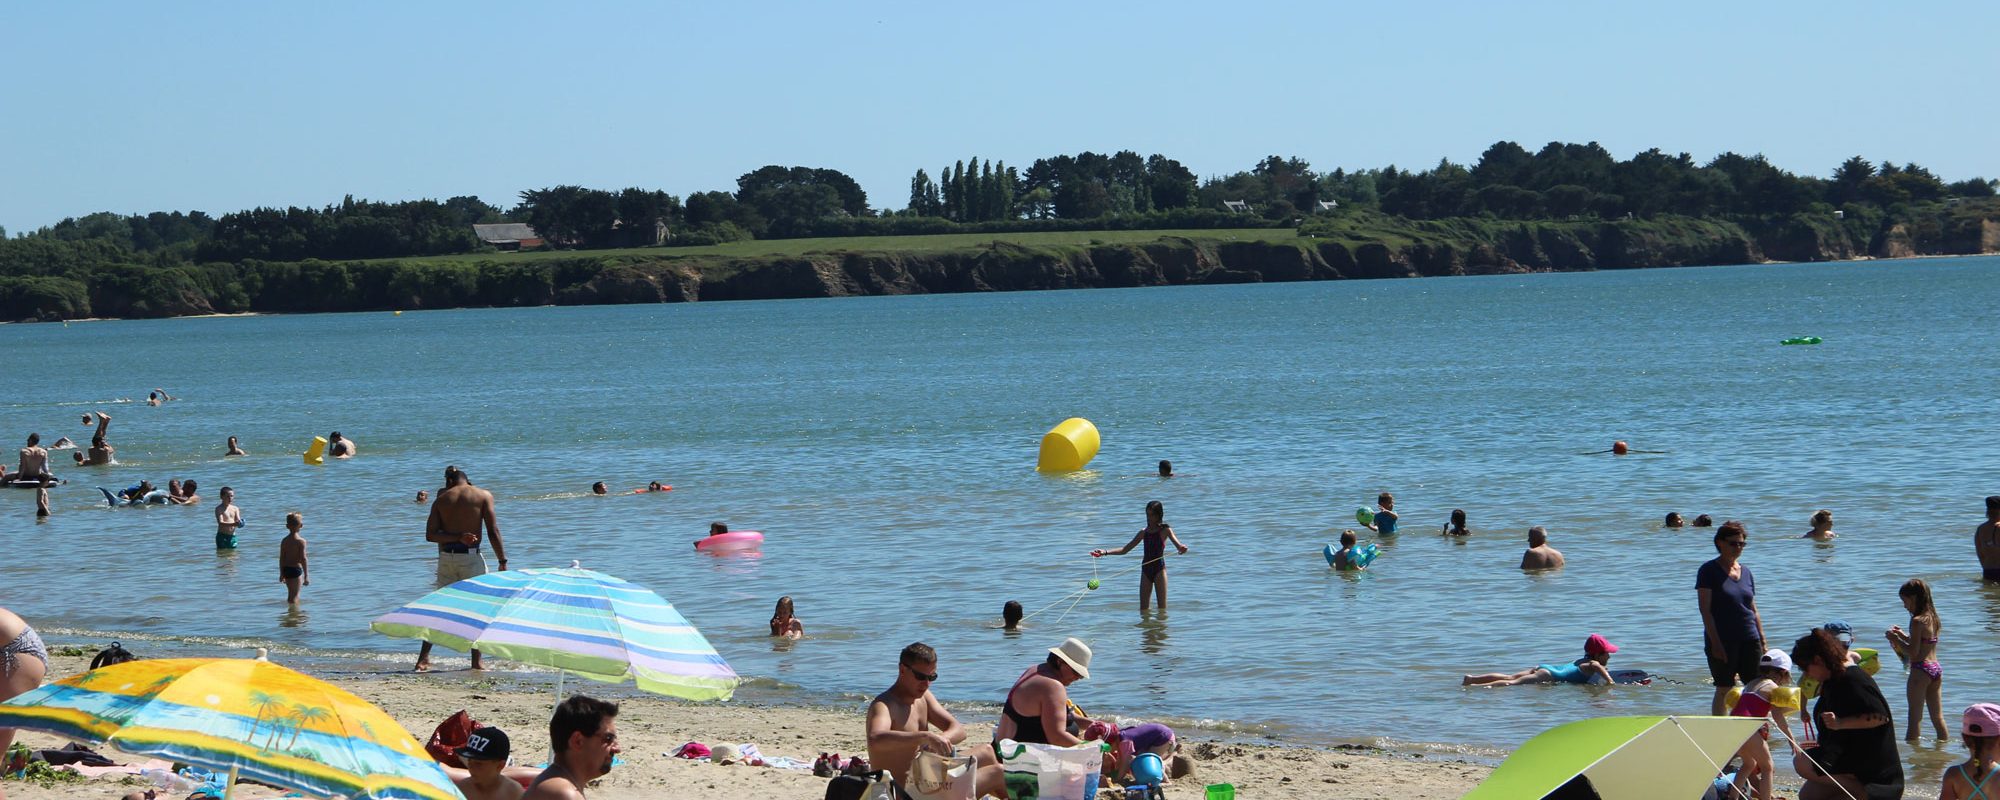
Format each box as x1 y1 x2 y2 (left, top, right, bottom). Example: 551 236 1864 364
1462 715 1766 799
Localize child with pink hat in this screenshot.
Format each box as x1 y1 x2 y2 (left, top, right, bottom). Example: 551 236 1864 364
1462 634 1619 687
1940 703 2000 800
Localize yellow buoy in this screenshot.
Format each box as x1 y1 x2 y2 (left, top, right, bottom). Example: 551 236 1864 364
394 310 403 316
1036 418 1100 473
303 436 327 466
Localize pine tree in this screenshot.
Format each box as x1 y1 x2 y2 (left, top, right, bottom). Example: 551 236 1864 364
909 169 934 216
964 157 981 222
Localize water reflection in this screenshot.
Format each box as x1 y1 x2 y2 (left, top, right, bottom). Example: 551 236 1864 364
1977 581 2000 638
1138 615 1169 656
278 605 308 628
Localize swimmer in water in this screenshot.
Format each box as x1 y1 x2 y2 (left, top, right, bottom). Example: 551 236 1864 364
1364 492 1399 535
1157 460 1174 478
226 436 246 456
415 490 429 504
1330 530 1369 570
1803 509 1837 541
1003 600 1023 631
769 596 804 639
173 479 200 505
48 437 75 450
1693 514 1714 527
641 481 667 493
73 412 113 466
1666 512 1686 529
709 522 728 536
1443 508 1469 536
1463 634 1618 687
98 480 155 506
327 432 355 459
591 482 609 495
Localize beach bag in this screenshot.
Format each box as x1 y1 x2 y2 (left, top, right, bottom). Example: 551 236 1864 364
997 739 1102 800
424 710 480 768
906 751 977 800
89 641 138 669
824 769 895 800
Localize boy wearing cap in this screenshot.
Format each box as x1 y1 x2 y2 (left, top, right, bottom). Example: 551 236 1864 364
453 726 523 800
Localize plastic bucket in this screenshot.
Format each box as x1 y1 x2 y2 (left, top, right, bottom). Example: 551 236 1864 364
1205 784 1235 800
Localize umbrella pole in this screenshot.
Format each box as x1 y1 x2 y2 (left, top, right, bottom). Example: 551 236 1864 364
222 764 239 800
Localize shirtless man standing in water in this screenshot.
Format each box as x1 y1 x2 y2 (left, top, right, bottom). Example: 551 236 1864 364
1977 496 2000 582
416 466 507 672
866 642 1005 798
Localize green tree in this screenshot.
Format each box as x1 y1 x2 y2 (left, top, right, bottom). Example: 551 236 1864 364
908 169 942 216
1829 156 1874 206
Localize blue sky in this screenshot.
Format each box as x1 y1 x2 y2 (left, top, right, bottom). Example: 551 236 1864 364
3 1 1994 232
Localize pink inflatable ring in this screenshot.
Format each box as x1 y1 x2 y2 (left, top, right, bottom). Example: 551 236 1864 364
694 530 763 552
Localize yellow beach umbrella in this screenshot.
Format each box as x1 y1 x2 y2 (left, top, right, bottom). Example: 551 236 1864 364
0 658 462 800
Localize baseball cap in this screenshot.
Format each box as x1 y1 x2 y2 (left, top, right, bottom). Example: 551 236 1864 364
455 726 510 762
1822 620 1854 644
1759 649 1793 672
1965 704 2000 736
1584 633 1618 655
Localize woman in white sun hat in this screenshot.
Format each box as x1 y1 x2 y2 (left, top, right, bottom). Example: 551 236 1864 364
996 638 1094 747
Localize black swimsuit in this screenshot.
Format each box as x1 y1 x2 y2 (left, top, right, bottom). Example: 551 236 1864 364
1001 671 1053 744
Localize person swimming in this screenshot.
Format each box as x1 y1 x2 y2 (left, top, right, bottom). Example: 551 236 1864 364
1462 634 1619 687
1666 512 1686 528
591 482 609 495
1443 508 1469 536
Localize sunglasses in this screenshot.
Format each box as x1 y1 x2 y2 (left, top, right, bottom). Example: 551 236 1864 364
902 663 938 682
1724 539 1748 547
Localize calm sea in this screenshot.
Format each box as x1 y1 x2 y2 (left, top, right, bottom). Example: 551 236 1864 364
4 256 1999 785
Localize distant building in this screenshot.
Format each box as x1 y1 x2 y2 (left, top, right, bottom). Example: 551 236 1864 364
609 218 670 247
1315 200 1339 212
472 223 543 251
1222 200 1252 213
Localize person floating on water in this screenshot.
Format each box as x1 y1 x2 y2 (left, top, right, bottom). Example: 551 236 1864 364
98 480 160 506
1520 526 1564 570
1002 600 1023 631
770 596 804 639
15 434 53 484
327 431 356 458
278 512 309 605
590 482 609 495
639 481 668 493
1666 512 1686 529
1693 514 1714 527
1462 633 1618 687
214 486 243 549
1443 508 1469 536
1091 501 1190 613
1157 460 1174 478
225 436 245 456
415 490 429 504
1804 509 1838 541
1363 492 1398 535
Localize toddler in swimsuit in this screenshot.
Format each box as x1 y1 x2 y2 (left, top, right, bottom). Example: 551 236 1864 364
1727 649 1799 800
1887 578 1947 741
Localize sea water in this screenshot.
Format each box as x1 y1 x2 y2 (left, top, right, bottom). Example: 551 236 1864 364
3 256 1998 781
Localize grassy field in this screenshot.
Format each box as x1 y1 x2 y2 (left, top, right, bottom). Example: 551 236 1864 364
398 228 1300 264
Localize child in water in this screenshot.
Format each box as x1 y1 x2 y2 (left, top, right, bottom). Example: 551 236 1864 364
1331 530 1370 571
1002 600 1023 631
1887 578 1947 741
1727 649 1799 800
1365 492 1399 535
1941 704 2000 800
769 596 803 639
278 512 309 605
1442 509 1469 536
1091 501 1190 613
1803 509 1837 541
1665 512 1686 528
1462 634 1618 687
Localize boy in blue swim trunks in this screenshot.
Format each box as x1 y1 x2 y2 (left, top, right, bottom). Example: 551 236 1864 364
1463 634 1618 687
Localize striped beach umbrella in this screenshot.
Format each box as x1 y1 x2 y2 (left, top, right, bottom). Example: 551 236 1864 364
0 658 461 800
370 563 739 702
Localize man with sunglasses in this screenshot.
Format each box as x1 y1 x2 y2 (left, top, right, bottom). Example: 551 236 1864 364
524 695 620 799
866 642 1005 798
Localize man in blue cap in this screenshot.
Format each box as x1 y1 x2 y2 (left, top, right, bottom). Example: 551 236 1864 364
453 725 523 800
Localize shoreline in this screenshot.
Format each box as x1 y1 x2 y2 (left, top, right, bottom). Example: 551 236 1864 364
5 649 1492 799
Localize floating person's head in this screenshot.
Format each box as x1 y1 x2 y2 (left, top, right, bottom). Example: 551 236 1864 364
415 490 428 503
1449 509 1466 530
181 479 196 494
648 481 664 491
1527 526 1548 546
167 479 181 494
591 482 608 495
773 595 795 621
1692 514 1713 527
1157 460 1173 477
82 413 94 426
1811 509 1833 529
1145 500 1164 523
1339 529 1357 548
1003 601 1023 630
1899 578 1936 617
329 432 343 442
1378 492 1394 509
709 522 728 535
1665 512 1684 528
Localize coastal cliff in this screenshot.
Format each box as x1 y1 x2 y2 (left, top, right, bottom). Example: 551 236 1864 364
5 208 1998 321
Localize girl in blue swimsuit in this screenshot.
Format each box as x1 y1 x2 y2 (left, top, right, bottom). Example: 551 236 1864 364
1462 634 1619 687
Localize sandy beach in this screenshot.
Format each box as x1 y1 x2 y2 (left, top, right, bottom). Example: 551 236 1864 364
4 650 1488 800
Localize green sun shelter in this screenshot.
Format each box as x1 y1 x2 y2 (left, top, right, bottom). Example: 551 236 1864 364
1462 715 1766 799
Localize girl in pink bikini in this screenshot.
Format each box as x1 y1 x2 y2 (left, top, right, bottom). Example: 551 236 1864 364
1887 577 1948 742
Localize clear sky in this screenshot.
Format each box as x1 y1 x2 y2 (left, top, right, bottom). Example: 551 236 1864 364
4 1 1994 233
